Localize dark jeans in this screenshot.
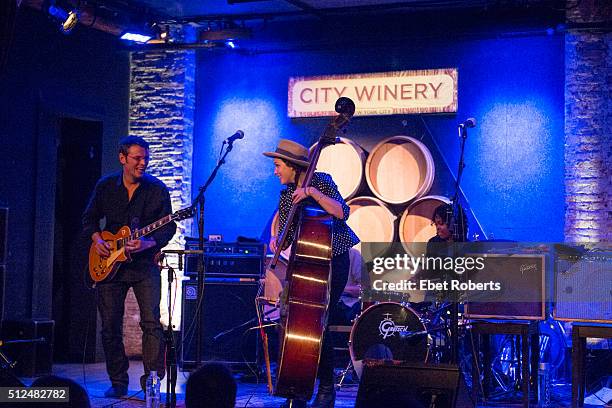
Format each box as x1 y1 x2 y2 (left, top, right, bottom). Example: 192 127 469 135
317 251 350 388
96 264 164 387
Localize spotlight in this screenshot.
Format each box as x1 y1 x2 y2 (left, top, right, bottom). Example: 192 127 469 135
48 2 79 34
226 40 236 49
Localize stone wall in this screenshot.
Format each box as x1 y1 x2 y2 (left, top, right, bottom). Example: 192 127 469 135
124 48 195 356
564 1 612 242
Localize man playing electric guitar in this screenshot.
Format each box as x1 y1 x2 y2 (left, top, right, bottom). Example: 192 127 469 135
82 136 176 398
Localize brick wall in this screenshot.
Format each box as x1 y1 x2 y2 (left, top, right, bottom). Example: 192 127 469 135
564 1 612 242
124 48 195 356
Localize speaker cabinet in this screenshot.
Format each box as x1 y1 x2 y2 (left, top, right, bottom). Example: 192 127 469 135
1 319 54 377
464 254 546 320
355 360 469 408
554 253 612 323
180 281 259 369
0 207 7 265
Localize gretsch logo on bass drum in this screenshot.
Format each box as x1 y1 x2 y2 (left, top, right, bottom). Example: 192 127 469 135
378 313 411 339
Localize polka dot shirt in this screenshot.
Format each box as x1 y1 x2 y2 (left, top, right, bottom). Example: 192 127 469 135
277 172 360 257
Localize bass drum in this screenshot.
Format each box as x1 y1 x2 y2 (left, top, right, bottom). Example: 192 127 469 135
349 302 429 378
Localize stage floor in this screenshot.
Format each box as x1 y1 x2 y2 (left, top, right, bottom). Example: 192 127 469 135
18 361 577 407
21 361 358 407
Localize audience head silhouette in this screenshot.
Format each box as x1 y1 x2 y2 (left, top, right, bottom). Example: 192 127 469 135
185 362 237 408
30 375 90 408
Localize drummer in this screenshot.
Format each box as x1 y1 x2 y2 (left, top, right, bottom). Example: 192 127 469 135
428 203 468 244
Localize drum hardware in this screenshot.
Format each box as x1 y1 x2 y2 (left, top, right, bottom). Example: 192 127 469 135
488 318 567 396
335 359 357 390
459 317 568 404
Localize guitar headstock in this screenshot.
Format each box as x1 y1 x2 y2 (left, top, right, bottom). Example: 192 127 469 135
335 97 356 117
173 206 196 221
320 97 356 147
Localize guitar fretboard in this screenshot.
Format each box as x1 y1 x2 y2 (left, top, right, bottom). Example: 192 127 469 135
119 214 175 245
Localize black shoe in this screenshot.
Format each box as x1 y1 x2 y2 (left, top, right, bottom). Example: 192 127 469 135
280 398 307 408
104 384 128 398
310 383 336 408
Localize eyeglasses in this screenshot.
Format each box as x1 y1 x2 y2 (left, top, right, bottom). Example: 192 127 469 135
127 155 150 163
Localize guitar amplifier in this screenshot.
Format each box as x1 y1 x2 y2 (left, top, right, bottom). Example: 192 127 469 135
184 240 264 278
180 281 259 369
554 252 612 323
464 254 546 320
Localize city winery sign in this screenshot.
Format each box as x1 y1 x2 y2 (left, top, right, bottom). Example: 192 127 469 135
288 68 457 118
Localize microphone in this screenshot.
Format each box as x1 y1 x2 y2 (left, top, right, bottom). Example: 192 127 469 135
458 118 476 128
225 130 244 143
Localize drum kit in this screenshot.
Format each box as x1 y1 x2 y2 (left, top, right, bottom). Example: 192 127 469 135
259 257 569 395
339 294 569 395
346 297 457 380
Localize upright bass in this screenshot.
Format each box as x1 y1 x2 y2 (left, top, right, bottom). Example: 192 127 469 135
271 97 355 401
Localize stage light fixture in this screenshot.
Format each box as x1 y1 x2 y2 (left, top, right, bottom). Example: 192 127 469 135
150 22 172 43
120 32 152 43
48 2 79 34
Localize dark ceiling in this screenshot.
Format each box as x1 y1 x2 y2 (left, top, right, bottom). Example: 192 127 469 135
90 0 559 22
22 0 568 50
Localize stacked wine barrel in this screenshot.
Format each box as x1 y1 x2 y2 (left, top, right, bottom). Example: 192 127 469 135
314 136 450 257
269 136 449 257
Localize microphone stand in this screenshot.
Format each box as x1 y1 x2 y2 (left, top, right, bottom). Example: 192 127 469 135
452 124 469 205
164 260 178 408
191 139 236 368
449 123 470 365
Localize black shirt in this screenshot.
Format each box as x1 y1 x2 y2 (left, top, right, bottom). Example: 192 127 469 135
82 171 176 268
278 172 360 257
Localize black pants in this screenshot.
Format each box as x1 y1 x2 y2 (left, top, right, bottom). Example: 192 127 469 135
317 251 350 387
96 265 164 387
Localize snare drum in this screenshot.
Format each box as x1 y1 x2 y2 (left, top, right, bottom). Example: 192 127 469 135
349 302 429 378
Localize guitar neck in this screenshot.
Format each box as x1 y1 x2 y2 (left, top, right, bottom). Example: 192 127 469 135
128 214 174 241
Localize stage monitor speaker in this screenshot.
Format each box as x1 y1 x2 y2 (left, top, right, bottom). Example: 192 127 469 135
180 281 259 369
1 319 54 377
464 254 546 320
355 360 469 408
554 252 611 323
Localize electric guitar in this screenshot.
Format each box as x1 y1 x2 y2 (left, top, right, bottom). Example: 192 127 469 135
88 206 194 284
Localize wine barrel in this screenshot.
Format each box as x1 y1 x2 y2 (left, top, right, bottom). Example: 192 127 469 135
311 137 367 200
365 136 435 205
347 196 396 258
399 195 450 254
